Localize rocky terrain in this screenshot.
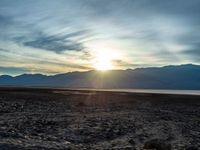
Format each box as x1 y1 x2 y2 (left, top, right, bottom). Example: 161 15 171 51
0 88 199 150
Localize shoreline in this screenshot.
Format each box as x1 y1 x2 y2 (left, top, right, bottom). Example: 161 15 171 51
1 87 200 96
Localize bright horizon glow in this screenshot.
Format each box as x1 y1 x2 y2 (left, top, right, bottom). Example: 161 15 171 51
93 48 122 71
94 50 113 71
94 59 113 71
88 41 123 71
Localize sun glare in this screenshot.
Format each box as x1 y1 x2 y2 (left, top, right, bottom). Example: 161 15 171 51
87 41 123 71
93 49 116 71
94 58 113 71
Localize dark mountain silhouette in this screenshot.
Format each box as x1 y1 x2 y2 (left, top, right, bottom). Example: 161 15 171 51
1 64 200 89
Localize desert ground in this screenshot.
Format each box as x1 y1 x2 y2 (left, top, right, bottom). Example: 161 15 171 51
0 88 199 150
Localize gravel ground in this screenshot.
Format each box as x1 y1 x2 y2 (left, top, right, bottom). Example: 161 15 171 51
0 88 199 150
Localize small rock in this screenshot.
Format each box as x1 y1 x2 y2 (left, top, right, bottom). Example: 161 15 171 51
143 139 171 150
185 146 198 150
128 139 136 145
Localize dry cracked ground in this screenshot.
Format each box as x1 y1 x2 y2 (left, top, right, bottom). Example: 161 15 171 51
0 88 199 150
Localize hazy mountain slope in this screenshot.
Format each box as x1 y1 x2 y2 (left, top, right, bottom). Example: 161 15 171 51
1 64 200 89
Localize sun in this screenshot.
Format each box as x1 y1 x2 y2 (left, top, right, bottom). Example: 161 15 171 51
87 41 123 71
93 49 115 71
94 58 113 71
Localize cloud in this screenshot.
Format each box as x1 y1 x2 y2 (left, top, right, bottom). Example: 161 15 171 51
181 43 200 61
112 59 132 67
15 31 89 53
0 15 12 26
24 35 83 52
0 66 29 75
175 32 200 60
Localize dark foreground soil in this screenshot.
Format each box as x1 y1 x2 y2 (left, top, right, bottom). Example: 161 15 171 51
0 88 199 150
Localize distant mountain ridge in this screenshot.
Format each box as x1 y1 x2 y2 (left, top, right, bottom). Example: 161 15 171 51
1 64 200 89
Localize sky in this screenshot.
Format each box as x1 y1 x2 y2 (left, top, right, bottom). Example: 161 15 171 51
0 0 200 75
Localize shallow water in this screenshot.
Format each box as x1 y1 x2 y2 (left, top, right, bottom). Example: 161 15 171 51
69 88 200 95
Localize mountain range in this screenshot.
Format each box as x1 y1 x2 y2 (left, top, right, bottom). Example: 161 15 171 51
1 64 200 89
